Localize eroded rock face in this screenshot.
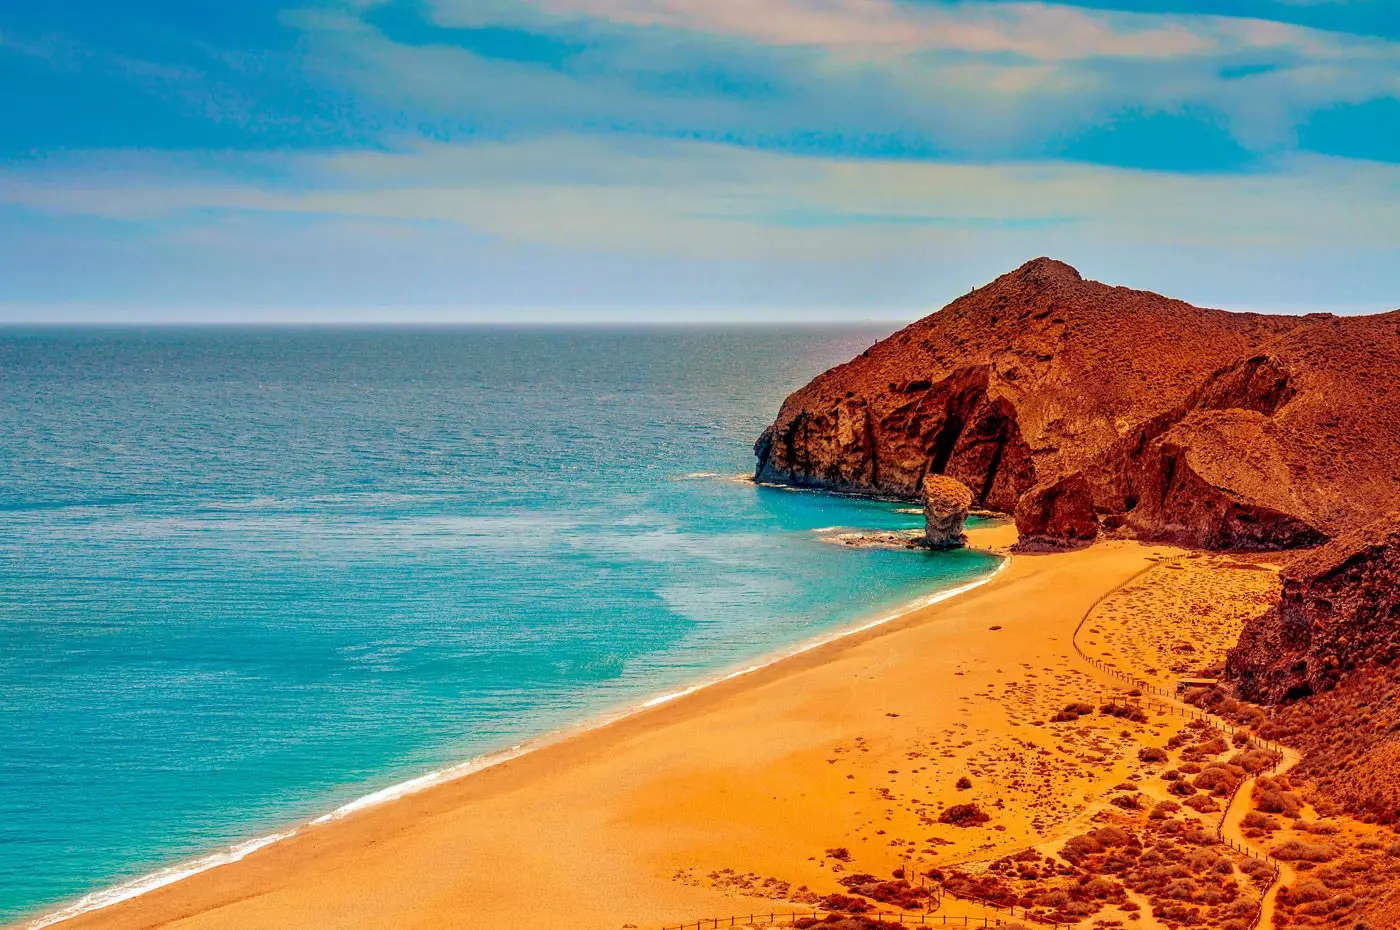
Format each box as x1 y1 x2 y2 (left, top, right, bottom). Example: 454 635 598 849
1014 473 1098 549
921 475 974 549
1228 514 1400 703
755 258 1400 551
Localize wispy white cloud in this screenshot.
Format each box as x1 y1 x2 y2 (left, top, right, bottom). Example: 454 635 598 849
6 135 1400 262
427 0 1393 62
281 0 1400 166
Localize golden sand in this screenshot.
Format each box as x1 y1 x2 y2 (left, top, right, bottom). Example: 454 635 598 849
49 528 1288 930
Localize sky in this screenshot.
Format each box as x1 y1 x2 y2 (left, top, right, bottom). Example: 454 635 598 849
1 0 1398 322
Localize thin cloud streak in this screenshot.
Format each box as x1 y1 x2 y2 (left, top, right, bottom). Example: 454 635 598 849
6 136 1400 260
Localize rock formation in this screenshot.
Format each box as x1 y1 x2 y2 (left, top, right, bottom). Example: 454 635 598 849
1013 473 1098 549
1229 514 1400 703
755 258 1400 551
920 475 974 549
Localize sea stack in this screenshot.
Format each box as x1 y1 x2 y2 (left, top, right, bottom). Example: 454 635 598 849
921 475 974 549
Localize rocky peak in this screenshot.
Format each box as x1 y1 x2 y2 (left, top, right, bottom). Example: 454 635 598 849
1006 257 1084 288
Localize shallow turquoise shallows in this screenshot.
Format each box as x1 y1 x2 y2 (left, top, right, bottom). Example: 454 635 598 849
0 327 1001 924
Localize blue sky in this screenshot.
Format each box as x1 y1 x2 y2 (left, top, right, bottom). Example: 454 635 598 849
1 0 1398 321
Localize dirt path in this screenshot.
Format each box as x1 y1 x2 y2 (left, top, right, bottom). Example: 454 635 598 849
1218 743 1301 930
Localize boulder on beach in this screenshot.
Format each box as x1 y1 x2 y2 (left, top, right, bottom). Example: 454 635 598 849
921 474 974 549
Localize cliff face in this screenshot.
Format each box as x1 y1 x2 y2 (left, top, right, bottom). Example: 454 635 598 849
1241 521 1400 826
756 259 1400 551
1229 514 1400 703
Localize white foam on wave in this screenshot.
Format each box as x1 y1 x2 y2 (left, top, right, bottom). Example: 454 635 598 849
674 472 755 484
310 742 532 824
25 831 296 930
25 554 1008 929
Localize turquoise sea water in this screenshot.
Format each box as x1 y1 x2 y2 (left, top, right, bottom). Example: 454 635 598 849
0 328 1000 924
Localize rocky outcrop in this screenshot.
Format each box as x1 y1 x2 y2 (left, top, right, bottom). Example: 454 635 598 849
756 258 1400 551
1014 474 1098 549
1229 514 1400 703
921 475 974 549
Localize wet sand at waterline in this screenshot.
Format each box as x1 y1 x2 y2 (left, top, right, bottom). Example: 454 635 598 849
49 527 1195 930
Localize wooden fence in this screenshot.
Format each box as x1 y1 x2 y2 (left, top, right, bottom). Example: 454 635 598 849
659 910 1059 929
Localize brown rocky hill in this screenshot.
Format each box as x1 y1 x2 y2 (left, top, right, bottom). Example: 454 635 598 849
1229 513 1400 704
1242 550 1400 828
755 258 1400 550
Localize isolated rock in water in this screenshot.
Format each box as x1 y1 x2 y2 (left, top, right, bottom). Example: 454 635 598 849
1014 473 1098 548
921 474 974 548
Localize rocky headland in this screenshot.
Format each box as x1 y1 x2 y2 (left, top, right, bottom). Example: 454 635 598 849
755 257 1400 552
757 259 1400 912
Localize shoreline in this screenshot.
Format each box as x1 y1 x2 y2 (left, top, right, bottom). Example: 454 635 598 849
45 522 1172 930
20 524 1016 930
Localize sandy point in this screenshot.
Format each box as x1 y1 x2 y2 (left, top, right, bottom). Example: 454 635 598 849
41 529 1179 930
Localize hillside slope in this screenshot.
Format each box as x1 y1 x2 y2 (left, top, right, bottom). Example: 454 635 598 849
756 259 1400 550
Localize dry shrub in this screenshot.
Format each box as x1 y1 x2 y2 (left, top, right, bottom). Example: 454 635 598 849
939 804 990 827
1273 840 1339 863
1181 736 1229 761
1229 748 1280 773
796 915 902 929
1183 795 1220 813
1150 801 1182 820
1239 857 1274 881
837 874 929 910
1194 763 1246 795
1052 702 1095 722
1100 702 1148 723
817 893 871 914
1290 879 1330 903
1139 746 1169 763
1254 778 1304 817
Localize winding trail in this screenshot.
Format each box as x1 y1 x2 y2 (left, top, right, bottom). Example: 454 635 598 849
1219 744 1301 930
1070 555 1300 930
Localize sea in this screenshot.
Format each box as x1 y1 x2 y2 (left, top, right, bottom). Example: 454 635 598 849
0 327 1002 925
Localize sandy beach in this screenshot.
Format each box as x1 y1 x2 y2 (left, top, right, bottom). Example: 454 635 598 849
43 526 1220 930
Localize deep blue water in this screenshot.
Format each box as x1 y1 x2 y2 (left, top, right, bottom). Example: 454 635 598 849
0 328 1000 924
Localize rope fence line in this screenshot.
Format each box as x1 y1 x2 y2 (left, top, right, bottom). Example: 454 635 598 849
657 911 1051 929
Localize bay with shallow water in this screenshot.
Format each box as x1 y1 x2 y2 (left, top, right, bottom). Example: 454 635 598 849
0 327 1001 924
